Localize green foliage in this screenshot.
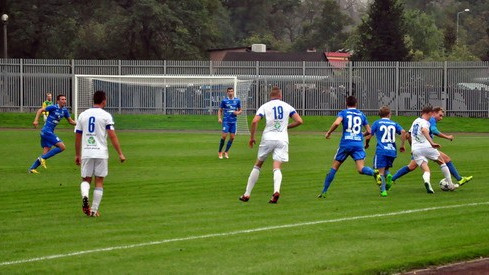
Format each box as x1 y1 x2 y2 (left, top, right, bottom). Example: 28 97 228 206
404 10 444 61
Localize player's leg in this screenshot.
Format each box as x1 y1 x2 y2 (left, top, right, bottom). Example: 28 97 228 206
240 159 265 202
391 158 417 183
40 136 66 168
218 127 228 159
377 167 388 196
29 136 50 172
319 159 342 198
269 141 288 204
80 158 94 216
224 127 236 159
433 155 458 190
89 159 108 216
419 161 434 193
440 151 472 185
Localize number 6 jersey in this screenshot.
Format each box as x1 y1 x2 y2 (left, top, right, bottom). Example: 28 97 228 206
75 108 115 159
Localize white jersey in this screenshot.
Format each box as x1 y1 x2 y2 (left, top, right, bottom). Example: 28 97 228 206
409 117 432 151
255 99 297 143
75 108 115 159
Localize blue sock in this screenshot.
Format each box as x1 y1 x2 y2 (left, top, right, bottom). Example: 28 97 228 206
380 175 386 192
446 161 462 181
29 159 41 170
225 140 233 152
361 166 374 176
41 147 63 160
322 168 337 193
392 166 411 181
218 138 225 152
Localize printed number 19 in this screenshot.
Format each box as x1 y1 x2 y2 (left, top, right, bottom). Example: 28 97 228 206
273 106 284 119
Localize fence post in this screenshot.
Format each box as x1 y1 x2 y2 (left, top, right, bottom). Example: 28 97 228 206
443 61 448 115
302 61 306 115
255 61 259 111
20 59 23 112
164 60 167 75
118 60 122 114
348 61 353 97
395 62 400 116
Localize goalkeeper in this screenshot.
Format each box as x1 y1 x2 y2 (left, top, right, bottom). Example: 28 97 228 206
42 92 53 121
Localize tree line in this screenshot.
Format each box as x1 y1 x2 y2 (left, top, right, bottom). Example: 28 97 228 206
2 0 488 61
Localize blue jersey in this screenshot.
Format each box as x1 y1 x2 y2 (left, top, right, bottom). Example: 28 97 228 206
371 118 404 158
42 104 71 133
428 117 440 139
338 108 368 148
220 97 241 123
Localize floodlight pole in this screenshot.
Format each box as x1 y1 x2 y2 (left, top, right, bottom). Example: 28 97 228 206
456 9 470 43
1 14 8 59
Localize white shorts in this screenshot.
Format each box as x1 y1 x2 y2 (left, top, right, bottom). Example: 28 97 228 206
412 148 440 166
257 140 289 163
81 158 108 178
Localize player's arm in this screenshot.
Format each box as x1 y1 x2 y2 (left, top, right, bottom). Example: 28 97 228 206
430 124 453 141
217 108 223 123
325 117 342 139
288 112 303 129
399 129 406 152
421 127 440 148
249 115 261 148
108 129 126 162
75 132 82 165
233 107 243 116
67 117 77 126
33 107 46 128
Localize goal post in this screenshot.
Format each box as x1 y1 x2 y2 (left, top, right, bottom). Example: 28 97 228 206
74 75 252 134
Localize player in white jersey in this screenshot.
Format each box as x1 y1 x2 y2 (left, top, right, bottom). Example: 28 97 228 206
75 90 125 217
239 86 303 203
401 106 458 193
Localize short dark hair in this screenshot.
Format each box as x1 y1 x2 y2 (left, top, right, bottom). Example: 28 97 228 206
270 86 282 97
433 106 444 113
379 106 391 118
346 96 357 107
56 94 66 101
93 90 106 104
226 87 234 92
421 105 433 114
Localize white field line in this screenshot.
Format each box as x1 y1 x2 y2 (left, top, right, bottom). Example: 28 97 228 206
1 201 488 267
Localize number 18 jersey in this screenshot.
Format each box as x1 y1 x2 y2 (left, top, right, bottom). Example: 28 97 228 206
338 108 368 148
75 108 115 159
256 99 297 143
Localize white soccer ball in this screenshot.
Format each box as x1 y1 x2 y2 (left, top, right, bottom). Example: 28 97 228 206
439 178 455 191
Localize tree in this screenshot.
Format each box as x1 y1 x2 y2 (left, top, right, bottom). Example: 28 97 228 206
404 9 444 60
352 0 411 61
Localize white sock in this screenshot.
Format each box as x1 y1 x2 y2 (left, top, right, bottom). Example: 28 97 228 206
440 164 453 184
244 166 260 196
422 172 431 184
80 181 90 198
91 187 103 212
273 169 282 193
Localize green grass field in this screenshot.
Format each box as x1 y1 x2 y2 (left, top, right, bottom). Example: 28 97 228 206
1 114 488 274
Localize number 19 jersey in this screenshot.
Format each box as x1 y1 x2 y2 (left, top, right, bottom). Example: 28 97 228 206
338 108 368 148
256 99 297 143
75 108 115 159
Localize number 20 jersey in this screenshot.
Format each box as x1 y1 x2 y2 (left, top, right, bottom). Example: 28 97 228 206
338 108 368 148
371 118 404 157
75 108 115 159
256 99 297 143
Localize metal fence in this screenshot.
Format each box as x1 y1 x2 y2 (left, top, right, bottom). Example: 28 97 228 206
1 59 488 117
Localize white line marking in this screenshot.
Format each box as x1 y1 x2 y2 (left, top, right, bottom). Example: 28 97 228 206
1 201 488 267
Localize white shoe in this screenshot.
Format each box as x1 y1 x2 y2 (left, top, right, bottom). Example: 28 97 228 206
224 152 229 159
218 152 223 159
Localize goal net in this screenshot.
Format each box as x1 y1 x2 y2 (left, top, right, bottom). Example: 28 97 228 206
74 75 253 134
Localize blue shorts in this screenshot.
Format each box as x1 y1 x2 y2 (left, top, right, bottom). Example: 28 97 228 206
222 122 237 134
334 146 366 162
40 131 61 148
373 154 396 169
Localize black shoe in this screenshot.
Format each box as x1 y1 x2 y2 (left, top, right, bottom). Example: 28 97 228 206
269 192 280 204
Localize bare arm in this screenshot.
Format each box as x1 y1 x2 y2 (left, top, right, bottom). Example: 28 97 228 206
108 130 126 162
75 132 82 165
288 113 303 129
33 108 45 128
435 132 454 141
233 108 243 116
67 117 77 126
421 127 440 148
325 117 343 139
399 129 406 152
249 115 261 148
217 108 223 123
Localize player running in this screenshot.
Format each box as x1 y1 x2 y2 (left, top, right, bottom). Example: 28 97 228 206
318 96 379 199
217 87 242 159
239 86 303 203
29 94 76 174
365 106 406 197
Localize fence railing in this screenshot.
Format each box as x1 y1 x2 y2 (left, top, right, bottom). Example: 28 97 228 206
1 59 488 117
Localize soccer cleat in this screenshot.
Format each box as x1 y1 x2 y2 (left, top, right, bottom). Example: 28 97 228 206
39 157 47 169
239 195 250 202
82 196 91 216
424 182 435 194
224 152 229 159
269 192 280 204
449 183 460 191
218 152 223 159
89 211 100 217
386 174 393 190
380 190 388 197
318 192 327 199
373 169 381 185
29 169 40 174
458 176 473 186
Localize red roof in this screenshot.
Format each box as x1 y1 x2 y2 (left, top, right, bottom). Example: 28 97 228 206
325 52 350 69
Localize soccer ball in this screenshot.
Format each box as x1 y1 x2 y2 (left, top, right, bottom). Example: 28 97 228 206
439 178 452 191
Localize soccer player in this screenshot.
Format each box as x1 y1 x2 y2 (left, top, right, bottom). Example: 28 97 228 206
318 96 378 199
393 106 458 193
365 106 406 197
42 92 53 122
29 94 76 174
388 106 472 186
239 86 303 203
217 87 242 159
75 90 125 217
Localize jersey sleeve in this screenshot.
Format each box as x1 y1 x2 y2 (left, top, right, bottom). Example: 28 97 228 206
370 121 378 134
75 113 83 133
395 123 404 135
362 114 369 126
220 100 226 109
45 105 56 112
256 105 265 117
106 113 115 130
237 99 241 109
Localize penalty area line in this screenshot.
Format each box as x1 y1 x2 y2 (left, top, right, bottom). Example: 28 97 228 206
1 201 488 267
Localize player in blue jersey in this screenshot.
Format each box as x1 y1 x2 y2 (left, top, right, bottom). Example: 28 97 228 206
388 106 472 187
365 106 406 197
217 87 242 159
318 96 379 198
28 94 76 173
